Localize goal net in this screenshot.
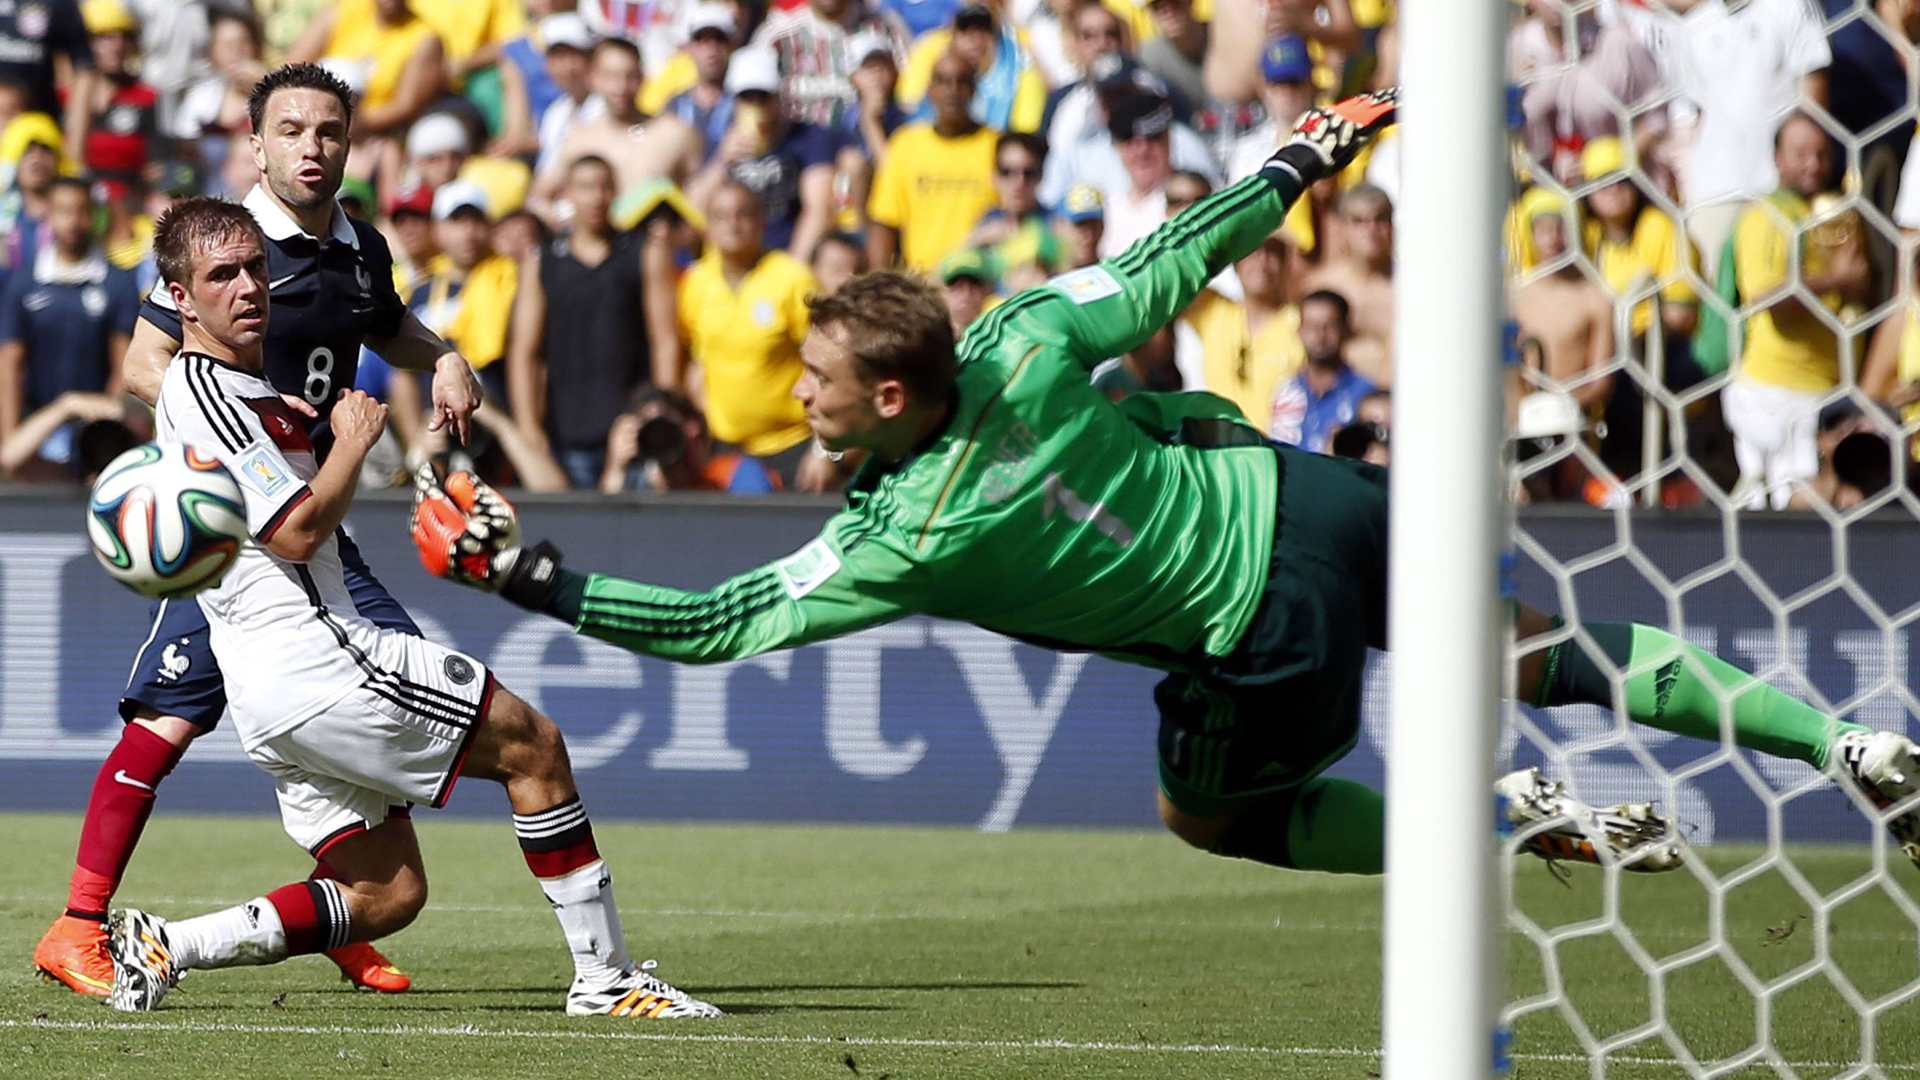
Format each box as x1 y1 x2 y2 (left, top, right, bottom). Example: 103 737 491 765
1496 0 1920 1074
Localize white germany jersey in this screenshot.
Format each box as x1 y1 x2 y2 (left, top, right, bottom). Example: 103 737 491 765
155 352 367 750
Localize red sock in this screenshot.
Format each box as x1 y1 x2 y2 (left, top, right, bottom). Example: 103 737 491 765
265 880 350 956
65 724 185 919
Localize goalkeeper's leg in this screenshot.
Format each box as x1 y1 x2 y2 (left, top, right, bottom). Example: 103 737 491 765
1518 604 1920 867
1516 605 1870 767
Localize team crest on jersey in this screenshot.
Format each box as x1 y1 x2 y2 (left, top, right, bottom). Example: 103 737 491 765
775 539 841 600
238 447 291 498
753 300 775 327
105 105 138 135
81 285 106 317
354 263 372 294
977 422 1039 505
23 290 51 312
242 397 314 452
443 656 475 685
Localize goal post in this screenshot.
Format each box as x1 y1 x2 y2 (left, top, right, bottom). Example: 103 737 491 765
1382 0 1512 1077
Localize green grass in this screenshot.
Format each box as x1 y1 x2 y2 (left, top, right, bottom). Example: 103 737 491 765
5 814 1920 1078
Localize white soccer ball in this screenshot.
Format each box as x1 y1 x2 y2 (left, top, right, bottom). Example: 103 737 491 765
86 442 249 599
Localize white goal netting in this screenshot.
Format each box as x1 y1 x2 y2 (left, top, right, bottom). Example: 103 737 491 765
1500 1 1920 1075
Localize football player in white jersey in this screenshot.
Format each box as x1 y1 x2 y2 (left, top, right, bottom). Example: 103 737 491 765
107 197 720 1021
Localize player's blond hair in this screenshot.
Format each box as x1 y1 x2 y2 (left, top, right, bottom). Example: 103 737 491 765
807 270 957 406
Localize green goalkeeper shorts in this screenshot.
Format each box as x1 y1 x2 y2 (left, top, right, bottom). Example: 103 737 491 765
1156 448 1389 818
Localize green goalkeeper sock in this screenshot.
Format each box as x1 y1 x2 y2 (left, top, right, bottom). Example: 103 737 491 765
1213 777 1385 875
1531 621 1865 769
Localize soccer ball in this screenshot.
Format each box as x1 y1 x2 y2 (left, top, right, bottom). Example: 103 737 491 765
86 442 249 599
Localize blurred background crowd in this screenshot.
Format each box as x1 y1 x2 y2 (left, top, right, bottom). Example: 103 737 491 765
0 0 1912 510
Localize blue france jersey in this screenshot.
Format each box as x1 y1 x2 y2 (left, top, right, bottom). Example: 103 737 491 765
139 185 406 426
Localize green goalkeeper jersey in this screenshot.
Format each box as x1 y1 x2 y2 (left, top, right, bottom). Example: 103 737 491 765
567 169 1306 672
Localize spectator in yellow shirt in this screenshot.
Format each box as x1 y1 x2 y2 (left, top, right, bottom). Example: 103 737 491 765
289 0 445 142
1177 232 1305 429
894 2 1046 134
1724 112 1871 509
866 53 1000 272
1578 136 1696 344
679 181 827 487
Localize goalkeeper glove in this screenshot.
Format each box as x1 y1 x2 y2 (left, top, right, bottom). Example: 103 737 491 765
1266 86 1399 187
409 463 567 610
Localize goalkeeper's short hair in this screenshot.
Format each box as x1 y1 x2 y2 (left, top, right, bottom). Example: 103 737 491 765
807 270 958 407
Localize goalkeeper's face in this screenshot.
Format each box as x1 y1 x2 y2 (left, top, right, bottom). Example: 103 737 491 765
795 324 902 453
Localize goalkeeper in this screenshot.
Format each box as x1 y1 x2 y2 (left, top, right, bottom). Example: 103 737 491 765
414 90 1920 876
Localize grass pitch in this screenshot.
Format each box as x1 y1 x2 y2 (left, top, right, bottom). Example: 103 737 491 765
4 813 1920 1078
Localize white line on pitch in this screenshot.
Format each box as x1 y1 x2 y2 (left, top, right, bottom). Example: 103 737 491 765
6 1018 1919 1072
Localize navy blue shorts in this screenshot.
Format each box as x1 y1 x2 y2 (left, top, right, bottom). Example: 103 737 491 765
119 531 422 730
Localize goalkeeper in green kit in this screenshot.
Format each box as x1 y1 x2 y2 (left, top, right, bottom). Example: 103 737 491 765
411 89 1920 878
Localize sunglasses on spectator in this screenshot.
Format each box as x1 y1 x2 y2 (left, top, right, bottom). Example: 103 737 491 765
997 164 1040 179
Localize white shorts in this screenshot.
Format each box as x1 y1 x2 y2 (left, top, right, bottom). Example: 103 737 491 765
245 628 493 856
1722 376 1824 510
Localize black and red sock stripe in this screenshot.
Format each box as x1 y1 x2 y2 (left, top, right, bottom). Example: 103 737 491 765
513 795 600 878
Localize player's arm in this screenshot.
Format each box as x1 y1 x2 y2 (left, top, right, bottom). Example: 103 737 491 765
1000 91 1395 373
366 308 483 443
411 471 922 663
265 390 388 562
120 316 182 406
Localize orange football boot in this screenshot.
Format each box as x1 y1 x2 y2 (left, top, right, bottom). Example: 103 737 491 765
326 942 412 992
34 914 114 996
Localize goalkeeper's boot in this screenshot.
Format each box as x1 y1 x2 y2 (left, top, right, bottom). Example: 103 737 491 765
327 941 412 993
1497 768 1683 873
1830 729 1920 868
33 914 113 996
566 959 724 1018
106 908 184 1012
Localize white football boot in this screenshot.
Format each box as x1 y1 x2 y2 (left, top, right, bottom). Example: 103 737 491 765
566 959 723 1018
1498 768 1684 873
1830 729 1920 869
106 908 184 1012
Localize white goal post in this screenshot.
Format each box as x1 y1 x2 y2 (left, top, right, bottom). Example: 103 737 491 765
1382 0 1511 1076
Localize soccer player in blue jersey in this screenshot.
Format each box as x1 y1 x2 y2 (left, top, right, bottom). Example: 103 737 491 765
33 64 482 997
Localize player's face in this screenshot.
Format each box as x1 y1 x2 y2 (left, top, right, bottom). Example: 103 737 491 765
795 324 891 452
181 233 271 350
251 87 349 210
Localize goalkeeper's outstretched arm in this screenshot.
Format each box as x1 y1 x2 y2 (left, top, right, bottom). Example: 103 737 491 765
985 89 1397 373
411 467 924 664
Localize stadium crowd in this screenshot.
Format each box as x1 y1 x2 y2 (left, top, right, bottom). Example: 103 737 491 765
0 0 1914 510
